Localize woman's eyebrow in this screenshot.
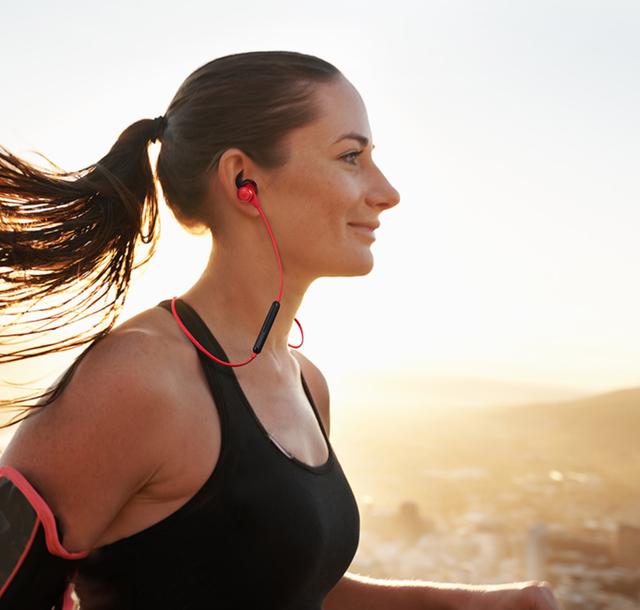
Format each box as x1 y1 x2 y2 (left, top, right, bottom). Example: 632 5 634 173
333 132 375 149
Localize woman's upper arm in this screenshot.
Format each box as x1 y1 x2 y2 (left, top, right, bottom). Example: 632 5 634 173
0 329 177 553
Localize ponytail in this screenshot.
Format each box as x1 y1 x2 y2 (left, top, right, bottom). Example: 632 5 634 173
0 117 163 427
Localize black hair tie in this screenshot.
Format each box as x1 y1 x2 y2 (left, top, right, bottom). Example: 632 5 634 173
149 115 166 143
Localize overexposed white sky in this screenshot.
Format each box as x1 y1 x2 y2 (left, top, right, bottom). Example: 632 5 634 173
2 0 639 395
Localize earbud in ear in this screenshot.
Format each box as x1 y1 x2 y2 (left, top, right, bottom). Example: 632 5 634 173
235 171 259 208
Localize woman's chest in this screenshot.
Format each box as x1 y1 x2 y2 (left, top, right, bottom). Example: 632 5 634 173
93 359 328 548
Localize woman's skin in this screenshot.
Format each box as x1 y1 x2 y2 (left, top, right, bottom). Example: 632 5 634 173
182 74 401 373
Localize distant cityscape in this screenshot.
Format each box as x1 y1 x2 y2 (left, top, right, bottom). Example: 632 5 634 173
333 385 640 610
349 480 639 610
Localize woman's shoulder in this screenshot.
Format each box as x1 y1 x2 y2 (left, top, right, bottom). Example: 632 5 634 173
96 302 200 383
109 301 189 353
0 306 193 553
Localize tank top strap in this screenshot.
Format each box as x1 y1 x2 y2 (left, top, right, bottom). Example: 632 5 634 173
156 298 236 373
155 297 240 420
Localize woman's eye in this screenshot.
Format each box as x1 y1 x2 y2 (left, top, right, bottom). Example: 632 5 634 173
342 150 364 165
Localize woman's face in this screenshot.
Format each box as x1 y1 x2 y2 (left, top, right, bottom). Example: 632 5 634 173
264 76 401 280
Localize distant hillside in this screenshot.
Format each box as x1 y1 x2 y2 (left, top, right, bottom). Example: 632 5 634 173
483 386 640 455
331 371 590 411
482 386 640 474
334 385 640 509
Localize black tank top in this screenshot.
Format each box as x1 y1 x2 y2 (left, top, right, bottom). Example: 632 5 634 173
72 298 360 610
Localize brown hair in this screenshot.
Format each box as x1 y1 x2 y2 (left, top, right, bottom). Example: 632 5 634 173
0 50 341 428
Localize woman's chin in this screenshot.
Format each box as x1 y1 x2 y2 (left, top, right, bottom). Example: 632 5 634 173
341 250 375 276
315 247 374 278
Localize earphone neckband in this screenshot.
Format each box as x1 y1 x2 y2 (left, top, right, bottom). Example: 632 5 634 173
169 171 304 367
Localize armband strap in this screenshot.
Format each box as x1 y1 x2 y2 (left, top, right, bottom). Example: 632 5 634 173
0 465 89 609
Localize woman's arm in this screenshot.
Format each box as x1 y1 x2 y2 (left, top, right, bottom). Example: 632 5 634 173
0 329 179 553
324 571 472 610
325 574 562 610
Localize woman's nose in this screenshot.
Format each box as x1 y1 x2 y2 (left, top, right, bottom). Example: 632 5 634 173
386 184 401 209
370 182 400 211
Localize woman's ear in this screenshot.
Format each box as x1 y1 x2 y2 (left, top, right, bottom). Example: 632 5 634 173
213 148 261 218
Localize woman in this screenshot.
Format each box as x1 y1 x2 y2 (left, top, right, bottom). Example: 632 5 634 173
0 51 560 610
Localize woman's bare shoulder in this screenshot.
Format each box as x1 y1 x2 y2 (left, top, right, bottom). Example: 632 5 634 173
0 304 195 552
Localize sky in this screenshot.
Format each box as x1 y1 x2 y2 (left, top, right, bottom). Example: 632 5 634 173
1 0 639 409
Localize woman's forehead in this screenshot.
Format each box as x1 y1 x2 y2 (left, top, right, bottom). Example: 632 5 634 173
292 81 371 150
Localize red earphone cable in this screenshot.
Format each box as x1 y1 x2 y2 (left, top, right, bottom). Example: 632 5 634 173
255 201 283 301
170 183 303 366
170 296 258 367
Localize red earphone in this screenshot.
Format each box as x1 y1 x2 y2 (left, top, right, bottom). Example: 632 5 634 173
170 171 304 367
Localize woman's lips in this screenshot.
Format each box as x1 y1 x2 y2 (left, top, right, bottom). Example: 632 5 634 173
348 223 377 239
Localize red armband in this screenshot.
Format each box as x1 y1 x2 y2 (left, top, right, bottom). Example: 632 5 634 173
0 466 89 609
